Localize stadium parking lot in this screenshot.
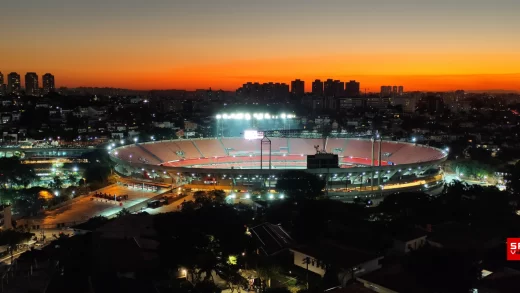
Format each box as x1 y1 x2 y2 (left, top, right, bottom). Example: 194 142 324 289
26 184 169 227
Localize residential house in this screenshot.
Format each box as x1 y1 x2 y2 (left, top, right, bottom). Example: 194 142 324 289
290 240 383 287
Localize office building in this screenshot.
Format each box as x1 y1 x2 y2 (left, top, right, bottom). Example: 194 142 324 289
398 86 404 95
291 79 305 96
7 72 21 94
43 73 55 94
392 86 398 95
312 79 323 96
25 72 39 96
345 80 360 97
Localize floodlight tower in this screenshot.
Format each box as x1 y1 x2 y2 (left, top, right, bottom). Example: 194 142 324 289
260 135 272 170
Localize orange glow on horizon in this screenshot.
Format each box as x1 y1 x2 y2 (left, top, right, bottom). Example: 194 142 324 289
3 53 520 92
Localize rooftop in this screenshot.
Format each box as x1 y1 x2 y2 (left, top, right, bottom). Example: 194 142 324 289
479 270 520 293
358 264 431 293
250 222 294 255
291 240 382 269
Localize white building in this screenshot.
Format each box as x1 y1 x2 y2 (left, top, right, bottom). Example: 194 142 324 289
392 229 428 254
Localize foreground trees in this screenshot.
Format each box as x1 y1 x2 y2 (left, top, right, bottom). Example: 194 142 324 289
0 157 37 189
155 199 253 290
404 246 481 293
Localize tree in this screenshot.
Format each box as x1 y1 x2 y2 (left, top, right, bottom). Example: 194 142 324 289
265 288 291 293
450 159 495 180
0 230 34 250
276 171 325 199
116 208 131 218
208 190 226 204
0 157 37 188
67 174 77 185
378 192 433 224
194 191 211 205
154 203 251 290
49 176 63 190
81 150 113 187
506 161 520 195
194 280 221 293
193 190 226 207
216 262 247 293
256 258 282 290
404 246 480 293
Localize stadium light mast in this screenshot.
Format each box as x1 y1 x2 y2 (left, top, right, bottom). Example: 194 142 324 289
378 135 382 186
260 134 272 171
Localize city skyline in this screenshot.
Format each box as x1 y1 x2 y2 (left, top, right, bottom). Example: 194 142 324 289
1 0 520 92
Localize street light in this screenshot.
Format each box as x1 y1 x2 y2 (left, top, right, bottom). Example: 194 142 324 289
133 137 138 143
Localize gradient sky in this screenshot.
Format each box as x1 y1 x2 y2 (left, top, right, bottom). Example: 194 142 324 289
1 0 520 92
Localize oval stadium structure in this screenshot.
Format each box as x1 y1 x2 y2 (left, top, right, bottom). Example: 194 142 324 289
110 137 447 202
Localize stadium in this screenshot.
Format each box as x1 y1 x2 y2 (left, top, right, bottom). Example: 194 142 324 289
109 132 448 202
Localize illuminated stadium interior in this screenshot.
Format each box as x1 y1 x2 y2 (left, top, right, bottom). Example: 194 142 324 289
110 135 447 200
111 137 446 169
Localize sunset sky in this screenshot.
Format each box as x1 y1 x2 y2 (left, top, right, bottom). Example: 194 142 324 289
2 0 520 92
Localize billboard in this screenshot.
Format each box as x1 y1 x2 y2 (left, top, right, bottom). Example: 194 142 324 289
244 130 264 140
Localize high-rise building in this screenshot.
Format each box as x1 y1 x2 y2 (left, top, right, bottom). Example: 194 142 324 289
7 72 21 94
43 73 55 94
381 85 404 96
291 79 305 96
324 79 335 96
345 80 360 97
0 72 4 95
312 79 323 96
25 72 39 96
333 80 345 96
324 79 344 97
236 81 289 101
381 86 391 96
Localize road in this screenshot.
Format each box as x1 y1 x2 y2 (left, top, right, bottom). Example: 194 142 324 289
0 229 74 269
141 193 194 214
